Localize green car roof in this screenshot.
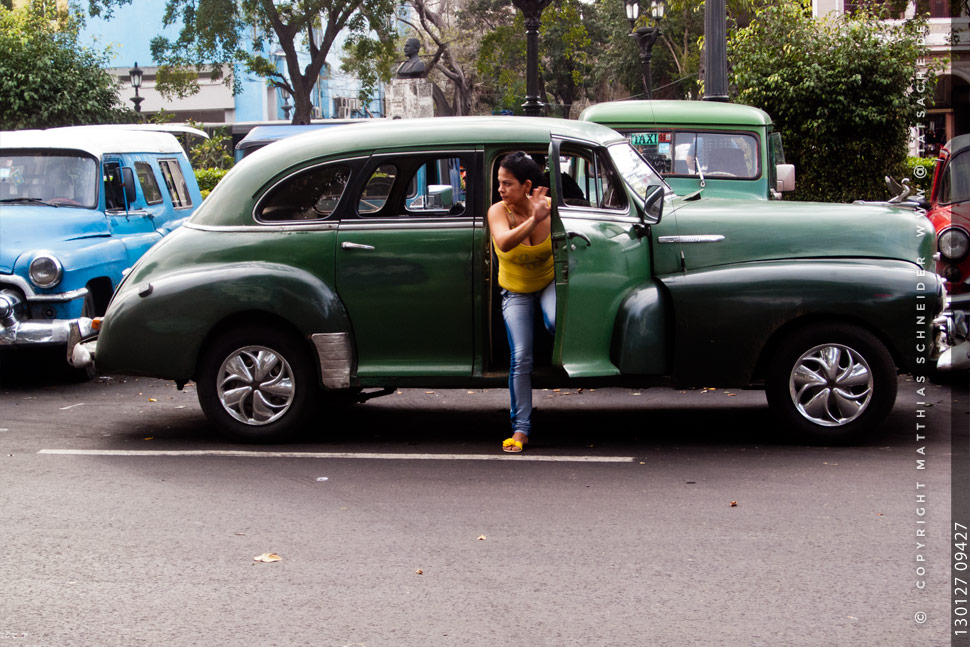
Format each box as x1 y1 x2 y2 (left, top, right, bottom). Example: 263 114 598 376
580 100 773 129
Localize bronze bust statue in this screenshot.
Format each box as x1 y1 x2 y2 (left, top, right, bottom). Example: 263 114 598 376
395 38 427 78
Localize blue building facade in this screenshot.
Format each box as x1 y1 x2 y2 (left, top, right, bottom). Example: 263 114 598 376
80 0 386 124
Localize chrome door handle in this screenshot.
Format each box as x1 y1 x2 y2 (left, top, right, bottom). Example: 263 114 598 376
566 231 591 247
341 242 375 250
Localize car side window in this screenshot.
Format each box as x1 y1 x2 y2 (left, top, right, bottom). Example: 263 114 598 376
256 163 352 222
357 155 468 217
561 149 627 211
135 162 164 205
405 157 466 216
358 164 397 214
103 162 126 211
158 159 193 209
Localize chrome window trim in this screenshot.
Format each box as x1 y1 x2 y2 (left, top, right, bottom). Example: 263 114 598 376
338 219 476 231
185 221 339 233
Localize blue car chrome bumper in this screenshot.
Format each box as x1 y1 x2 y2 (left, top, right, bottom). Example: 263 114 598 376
0 290 95 347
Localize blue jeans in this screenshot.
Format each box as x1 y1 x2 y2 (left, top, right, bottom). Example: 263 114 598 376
501 282 556 436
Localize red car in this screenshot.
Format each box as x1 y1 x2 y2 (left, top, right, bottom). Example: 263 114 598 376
927 134 970 371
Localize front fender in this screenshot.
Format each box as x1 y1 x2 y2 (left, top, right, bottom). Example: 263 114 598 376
96 262 351 380
657 259 942 386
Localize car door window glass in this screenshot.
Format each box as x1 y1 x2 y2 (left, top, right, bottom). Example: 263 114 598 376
941 151 969 205
104 162 127 211
358 164 397 214
560 150 627 211
405 157 466 216
159 159 193 209
135 162 164 205
256 163 352 222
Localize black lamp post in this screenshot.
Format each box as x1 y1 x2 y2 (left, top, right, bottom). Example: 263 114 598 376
128 62 144 113
512 0 552 116
625 0 665 100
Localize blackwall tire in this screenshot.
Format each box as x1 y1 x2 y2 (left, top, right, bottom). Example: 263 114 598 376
766 323 897 445
197 326 316 443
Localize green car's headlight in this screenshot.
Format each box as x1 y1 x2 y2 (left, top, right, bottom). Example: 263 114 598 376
28 254 63 288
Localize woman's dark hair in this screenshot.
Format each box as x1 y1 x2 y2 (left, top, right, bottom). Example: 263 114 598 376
499 151 543 190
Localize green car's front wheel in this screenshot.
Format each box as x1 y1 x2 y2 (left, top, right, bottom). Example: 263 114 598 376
766 323 898 444
197 326 317 443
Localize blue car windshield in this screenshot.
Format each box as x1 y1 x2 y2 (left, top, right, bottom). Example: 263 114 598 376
0 150 99 208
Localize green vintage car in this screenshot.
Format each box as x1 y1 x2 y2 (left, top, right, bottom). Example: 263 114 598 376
580 100 796 200
69 117 944 444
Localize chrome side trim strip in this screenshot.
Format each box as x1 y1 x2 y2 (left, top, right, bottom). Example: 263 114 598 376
658 235 726 244
184 221 339 233
311 332 352 389
338 219 475 231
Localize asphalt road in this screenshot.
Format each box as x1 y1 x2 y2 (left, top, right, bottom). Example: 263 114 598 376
0 369 966 647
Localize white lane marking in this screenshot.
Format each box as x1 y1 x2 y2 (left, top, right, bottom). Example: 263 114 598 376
38 449 637 463
59 403 85 410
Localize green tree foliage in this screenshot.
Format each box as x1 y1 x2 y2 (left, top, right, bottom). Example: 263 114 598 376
729 0 938 202
0 2 136 129
88 0 397 124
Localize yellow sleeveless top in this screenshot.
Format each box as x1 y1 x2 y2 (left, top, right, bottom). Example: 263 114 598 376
494 236 554 293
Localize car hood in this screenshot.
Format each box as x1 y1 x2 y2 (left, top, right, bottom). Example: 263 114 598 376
661 197 936 272
0 205 109 273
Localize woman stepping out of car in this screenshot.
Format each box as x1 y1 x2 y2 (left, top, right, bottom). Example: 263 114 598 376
487 152 555 453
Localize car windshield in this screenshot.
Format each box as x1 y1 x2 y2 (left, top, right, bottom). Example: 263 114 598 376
608 142 670 201
940 150 970 205
0 150 98 208
626 130 760 179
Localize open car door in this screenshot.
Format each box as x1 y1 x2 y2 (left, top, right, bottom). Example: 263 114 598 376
548 137 655 377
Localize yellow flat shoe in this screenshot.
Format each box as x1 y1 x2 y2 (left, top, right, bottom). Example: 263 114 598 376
502 437 524 453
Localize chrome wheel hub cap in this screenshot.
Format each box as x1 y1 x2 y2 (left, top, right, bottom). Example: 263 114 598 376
789 343 873 427
217 346 295 426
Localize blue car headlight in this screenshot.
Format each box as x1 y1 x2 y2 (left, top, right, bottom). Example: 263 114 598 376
28 254 63 288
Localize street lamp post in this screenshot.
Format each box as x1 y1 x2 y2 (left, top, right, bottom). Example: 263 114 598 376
625 0 665 100
128 62 144 113
512 0 552 116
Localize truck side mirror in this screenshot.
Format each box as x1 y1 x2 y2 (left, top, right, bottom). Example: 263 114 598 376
121 167 137 209
776 164 795 193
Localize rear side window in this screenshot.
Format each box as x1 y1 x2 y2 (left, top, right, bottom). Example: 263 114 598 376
256 163 352 222
158 159 193 209
135 162 164 205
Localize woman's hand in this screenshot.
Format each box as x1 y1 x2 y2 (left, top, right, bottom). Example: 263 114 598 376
530 186 550 222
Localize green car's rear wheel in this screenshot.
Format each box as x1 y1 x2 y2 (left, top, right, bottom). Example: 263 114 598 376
197 326 317 443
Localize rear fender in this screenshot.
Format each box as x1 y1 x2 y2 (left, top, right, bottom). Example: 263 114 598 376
96 262 351 381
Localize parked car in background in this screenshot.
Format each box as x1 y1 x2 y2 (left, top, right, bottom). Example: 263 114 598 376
69 117 945 444
580 100 795 200
234 121 366 160
0 126 203 373
926 134 970 371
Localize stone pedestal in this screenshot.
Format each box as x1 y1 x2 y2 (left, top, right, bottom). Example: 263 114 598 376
386 78 435 119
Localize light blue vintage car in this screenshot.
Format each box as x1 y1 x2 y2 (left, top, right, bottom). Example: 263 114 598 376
0 126 203 368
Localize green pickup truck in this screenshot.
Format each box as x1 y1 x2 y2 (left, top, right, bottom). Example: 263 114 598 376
581 100 795 200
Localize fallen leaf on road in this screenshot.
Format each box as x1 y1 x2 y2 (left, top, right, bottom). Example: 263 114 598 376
415 569 423 575
253 553 282 563
148 398 157 402
477 535 486 541
730 501 738 507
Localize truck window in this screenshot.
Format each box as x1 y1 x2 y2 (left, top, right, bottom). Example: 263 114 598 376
158 159 193 209
135 162 164 205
